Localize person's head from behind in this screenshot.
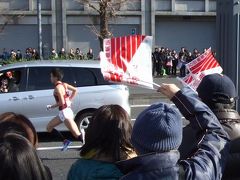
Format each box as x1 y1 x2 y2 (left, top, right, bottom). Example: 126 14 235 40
0 112 38 147
50 68 64 84
131 103 182 155
193 48 198 54
0 133 51 180
197 74 237 110
81 105 134 162
0 121 28 139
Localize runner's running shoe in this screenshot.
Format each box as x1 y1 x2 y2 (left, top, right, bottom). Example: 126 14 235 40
62 139 72 151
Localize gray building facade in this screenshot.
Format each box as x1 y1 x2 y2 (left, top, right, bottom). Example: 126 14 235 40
0 0 216 55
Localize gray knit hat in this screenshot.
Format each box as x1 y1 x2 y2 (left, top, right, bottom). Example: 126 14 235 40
131 103 182 154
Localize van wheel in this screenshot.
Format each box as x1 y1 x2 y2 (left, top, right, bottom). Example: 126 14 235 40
75 112 94 131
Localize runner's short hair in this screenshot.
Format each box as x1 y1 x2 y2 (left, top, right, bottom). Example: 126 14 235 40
51 68 64 81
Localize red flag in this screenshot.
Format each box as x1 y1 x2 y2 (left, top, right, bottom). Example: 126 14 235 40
179 48 223 90
186 48 222 75
100 35 155 89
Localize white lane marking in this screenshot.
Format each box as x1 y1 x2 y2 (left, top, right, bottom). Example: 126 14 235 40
131 104 151 108
131 104 175 108
37 145 82 151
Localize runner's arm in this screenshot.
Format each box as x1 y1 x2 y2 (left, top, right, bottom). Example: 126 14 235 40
51 86 65 108
65 83 78 101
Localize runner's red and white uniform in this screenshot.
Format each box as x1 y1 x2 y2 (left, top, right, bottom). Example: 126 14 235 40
54 82 73 122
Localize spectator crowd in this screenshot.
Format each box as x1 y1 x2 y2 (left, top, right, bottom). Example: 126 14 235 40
0 47 95 62
152 47 216 77
0 72 239 180
1 46 217 79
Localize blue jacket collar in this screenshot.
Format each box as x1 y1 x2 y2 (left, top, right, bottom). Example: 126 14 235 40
116 150 180 174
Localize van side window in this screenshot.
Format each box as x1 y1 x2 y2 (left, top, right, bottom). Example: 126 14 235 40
89 68 112 85
27 67 75 91
72 68 97 87
61 67 75 85
27 67 53 91
0 69 24 93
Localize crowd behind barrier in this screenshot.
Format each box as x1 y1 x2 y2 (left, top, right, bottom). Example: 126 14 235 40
152 47 217 77
0 47 95 65
0 46 217 79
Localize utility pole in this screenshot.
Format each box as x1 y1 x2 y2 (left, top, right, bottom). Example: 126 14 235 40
37 0 43 60
216 0 240 111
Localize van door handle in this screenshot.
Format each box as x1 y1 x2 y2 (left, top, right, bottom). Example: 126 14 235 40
28 95 34 100
12 97 20 101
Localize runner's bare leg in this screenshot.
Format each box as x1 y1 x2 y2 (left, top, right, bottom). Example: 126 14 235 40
64 118 81 139
47 116 62 132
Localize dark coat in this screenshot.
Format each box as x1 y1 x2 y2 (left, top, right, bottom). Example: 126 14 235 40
180 108 240 180
213 109 240 180
152 51 160 63
117 151 180 180
117 87 230 180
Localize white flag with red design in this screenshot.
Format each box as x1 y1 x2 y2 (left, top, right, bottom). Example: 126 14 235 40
186 48 222 75
179 48 223 90
100 35 154 89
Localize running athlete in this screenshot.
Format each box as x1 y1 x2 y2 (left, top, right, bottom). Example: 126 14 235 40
46 68 83 151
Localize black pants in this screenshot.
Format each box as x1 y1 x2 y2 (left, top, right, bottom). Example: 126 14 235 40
156 61 162 75
172 62 177 75
152 61 156 76
180 65 186 77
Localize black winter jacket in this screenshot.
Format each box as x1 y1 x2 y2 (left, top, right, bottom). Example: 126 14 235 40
117 87 230 180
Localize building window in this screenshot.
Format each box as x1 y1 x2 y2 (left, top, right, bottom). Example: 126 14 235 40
32 0 51 11
209 0 216 12
0 0 29 11
175 0 205 12
155 0 171 11
65 0 84 11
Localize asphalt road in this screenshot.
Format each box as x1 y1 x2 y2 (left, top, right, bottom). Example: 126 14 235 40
38 77 182 180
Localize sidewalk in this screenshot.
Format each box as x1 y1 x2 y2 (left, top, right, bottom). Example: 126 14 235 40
129 77 181 105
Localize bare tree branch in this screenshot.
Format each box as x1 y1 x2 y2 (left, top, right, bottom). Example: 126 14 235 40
76 0 134 50
75 0 101 13
0 9 25 33
87 25 101 39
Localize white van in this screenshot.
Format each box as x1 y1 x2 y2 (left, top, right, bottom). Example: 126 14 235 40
0 60 130 132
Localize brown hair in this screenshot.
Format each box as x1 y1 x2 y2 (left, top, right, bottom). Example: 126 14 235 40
0 133 51 180
0 112 38 147
81 105 134 162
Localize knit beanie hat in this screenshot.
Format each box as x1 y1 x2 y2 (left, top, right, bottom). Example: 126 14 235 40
197 74 237 105
131 103 182 154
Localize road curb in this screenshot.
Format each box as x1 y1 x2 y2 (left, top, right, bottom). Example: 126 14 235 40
129 93 169 105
